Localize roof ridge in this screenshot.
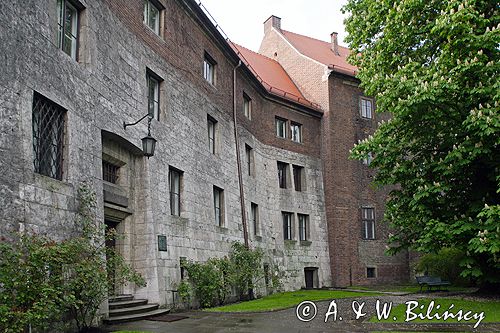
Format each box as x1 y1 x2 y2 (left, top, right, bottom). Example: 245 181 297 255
281 29 350 51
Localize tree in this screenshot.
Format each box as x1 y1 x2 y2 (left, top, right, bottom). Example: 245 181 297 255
343 0 499 287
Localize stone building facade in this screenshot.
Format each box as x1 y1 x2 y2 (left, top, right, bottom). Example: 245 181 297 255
0 0 409 316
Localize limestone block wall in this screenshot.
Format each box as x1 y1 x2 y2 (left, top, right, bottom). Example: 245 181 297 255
0 0 332 309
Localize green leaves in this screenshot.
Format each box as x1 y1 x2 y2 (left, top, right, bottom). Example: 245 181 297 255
344 0 499 285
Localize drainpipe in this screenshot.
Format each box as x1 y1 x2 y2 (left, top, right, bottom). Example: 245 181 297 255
233 60 249 248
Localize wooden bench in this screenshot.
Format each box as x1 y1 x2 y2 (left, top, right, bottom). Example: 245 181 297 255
416 275 451 292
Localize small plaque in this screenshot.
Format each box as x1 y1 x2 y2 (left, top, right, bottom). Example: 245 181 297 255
158 235 167 252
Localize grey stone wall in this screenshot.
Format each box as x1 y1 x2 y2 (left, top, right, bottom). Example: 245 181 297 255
0 0 332 309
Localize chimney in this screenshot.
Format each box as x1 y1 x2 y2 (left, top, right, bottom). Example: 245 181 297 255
264 15 281 34
331 32 340 55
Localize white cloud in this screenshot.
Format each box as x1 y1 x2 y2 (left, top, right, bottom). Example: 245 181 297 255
199 0 349 51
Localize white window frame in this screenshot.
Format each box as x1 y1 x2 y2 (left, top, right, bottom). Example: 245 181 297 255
291 122 302 143
143 0 160 35
57 0 79 60
203 54 216 85
360 97 373 119
275 117 287 138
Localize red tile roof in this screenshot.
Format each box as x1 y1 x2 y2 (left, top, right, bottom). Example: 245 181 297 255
231 43 321 110
281 30 358 76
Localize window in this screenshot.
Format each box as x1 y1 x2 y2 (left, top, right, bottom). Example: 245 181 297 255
243 93 252 119
293 165 304 191
32 92 66 180
367 267 376 278
251 203 259 236
169 167 182 216
298 214 309 241
102 160 120 184
57 0 79 59
275 117 287 138
291 122 302 143
203 53 216 85
207 116 217 154
158 235 167 251
143 0 160 34
213 186 224 226
277 161 288 189
360 97 373 119
180 257 187 280
245 144 254 176
363 152 373 166
282 212 293 240
362 207 375 239
147 72 160 120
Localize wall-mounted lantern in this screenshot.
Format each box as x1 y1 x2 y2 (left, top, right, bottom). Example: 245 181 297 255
124 114 157 158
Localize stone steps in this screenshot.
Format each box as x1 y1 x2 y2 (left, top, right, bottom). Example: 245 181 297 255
104 294 169 324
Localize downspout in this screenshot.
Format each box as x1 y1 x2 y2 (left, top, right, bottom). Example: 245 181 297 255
233 60 249 248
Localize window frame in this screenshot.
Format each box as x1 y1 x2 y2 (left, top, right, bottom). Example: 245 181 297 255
146 71 161 120
245 144 254 177
207 115 217 154
243 93 252 119
360 97 374 119
213 186 224 227
57 0 80 60
277 161 288 189
298 214 309 241
203 53 216 85
363 152 374 166
102 160 120 184
275 117 287 138
293 165 304 192
290 121 302 143
143 0 161 35
362 207 375 240
367 267 376 278
251 202 259 236
32 92 66 181
169 167 182 216
282 212 293 240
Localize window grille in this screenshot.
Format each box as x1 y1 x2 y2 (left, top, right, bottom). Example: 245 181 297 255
32 93 65 180
102 160 120 184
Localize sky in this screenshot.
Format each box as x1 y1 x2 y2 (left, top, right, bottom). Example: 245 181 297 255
198 0 350 52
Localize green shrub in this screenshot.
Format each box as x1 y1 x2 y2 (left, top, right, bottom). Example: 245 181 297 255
0 183 145 332
416 248 470 285
182 242 283 308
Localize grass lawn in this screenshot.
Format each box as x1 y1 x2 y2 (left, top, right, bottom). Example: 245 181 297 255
369 298 500 324
352 284 473 294
205 289 381 312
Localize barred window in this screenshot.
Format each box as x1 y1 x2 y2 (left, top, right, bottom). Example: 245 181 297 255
32 92 66 180
102 161 120 184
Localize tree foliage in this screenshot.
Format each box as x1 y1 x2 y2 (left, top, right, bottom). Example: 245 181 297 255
343 0 499 284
